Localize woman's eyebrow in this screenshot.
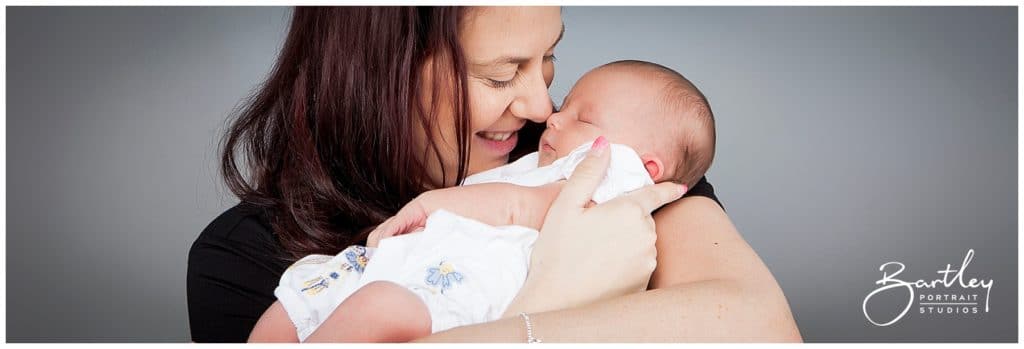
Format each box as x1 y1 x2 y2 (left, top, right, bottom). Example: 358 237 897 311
471 23 565 68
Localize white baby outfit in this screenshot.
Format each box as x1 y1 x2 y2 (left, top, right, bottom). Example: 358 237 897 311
274 143 653 341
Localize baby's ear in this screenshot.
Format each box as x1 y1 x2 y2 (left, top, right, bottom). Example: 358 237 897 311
639 154 664 181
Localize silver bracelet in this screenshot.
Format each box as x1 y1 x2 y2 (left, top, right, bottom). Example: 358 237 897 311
519 312 542 343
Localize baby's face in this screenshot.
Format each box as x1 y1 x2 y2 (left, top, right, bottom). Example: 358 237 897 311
538 67 666 166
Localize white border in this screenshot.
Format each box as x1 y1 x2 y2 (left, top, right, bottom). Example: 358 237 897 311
0 0 1022 6
0 0 1019 347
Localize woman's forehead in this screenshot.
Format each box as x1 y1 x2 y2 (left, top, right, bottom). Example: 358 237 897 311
460 7 563 67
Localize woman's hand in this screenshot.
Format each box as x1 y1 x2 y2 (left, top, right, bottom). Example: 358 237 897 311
503 137 688 316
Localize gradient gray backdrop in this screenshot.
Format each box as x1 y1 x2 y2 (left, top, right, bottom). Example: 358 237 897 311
6 6 1017 342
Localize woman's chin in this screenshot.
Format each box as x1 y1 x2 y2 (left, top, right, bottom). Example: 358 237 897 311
467 157 510 177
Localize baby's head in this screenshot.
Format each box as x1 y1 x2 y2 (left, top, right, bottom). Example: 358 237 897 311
538 60 716 188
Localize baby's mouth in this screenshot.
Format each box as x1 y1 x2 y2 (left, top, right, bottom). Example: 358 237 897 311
540 135 556 153
541 142 555 152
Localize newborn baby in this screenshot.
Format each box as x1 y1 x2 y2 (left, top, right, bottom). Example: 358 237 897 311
249 60 716 342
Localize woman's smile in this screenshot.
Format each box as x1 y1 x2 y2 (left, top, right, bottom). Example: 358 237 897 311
475 129 520 155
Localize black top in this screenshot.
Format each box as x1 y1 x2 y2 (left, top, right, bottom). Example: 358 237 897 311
186 177 722 342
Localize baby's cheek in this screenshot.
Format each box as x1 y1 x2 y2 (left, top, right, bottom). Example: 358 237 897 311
561 129 603 152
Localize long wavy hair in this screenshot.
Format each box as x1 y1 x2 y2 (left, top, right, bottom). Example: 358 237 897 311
220 6 543 260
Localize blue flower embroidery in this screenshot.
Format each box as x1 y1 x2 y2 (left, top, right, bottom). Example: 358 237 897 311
329 272 340 279
300 277 329 296
425 261 464 294
345 246 369 273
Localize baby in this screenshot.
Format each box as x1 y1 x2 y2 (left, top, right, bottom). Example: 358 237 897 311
248 60 716 342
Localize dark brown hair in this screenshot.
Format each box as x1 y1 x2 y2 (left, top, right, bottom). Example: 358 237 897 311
220 7 538 261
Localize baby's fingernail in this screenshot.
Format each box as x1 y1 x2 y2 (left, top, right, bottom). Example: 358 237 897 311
590 136 608 155
678 184 689 195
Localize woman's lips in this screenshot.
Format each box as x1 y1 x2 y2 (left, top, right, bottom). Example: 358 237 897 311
475 130 519 155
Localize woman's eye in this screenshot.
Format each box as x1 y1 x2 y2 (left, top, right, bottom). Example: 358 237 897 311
488 72 519 90
486 56 553 90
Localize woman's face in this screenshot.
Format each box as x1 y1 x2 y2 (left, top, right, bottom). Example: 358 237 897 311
418 6 563 188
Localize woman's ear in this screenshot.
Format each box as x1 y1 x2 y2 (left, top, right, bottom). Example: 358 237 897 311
639 154 664 181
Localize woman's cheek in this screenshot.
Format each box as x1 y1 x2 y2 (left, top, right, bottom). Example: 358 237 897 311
467 85 516 139
466 83 492 128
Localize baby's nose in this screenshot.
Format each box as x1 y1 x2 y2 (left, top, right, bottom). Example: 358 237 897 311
546 113 563 129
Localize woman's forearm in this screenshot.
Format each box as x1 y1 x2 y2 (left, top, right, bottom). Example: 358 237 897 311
416 277 801 342
417 195 803 343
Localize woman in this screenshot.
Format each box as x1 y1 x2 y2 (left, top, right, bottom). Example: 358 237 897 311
187 6 801 342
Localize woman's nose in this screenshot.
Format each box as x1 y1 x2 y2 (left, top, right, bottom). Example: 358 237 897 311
508 69 554 124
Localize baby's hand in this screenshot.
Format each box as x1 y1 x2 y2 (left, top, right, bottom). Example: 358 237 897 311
366 205 429 248
366 182 565 247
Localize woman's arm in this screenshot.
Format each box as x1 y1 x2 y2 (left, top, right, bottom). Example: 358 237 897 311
417 195 801 342
650 195 801 341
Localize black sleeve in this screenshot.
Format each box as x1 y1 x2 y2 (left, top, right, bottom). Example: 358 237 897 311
187 203 290 343
681 176 724 210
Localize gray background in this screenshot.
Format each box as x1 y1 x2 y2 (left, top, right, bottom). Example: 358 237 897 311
6 6 1017 342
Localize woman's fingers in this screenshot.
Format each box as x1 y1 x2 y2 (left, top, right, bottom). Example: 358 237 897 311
619 181 688 214
551 136 611 211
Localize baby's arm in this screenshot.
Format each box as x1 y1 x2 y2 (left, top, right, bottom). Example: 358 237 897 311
249 282 431 343
368 181 564 246
305 281 431 342
248 301 299 342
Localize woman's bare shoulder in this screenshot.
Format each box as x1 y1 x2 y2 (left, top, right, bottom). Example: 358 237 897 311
650 195 773 289
651 196 803 341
